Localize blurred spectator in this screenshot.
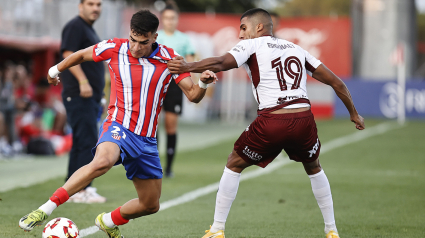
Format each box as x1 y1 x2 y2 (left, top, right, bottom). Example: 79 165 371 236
157 1 196 178
0 62 71 158
60 0 106 203
0 62 21 157
270 11 280 35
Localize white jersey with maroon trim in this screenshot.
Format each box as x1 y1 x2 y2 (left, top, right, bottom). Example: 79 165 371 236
228 36 322 110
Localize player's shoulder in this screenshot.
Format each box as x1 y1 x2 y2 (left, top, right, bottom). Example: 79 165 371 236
63 16 83 31
158 44 178 56
174 30 189 38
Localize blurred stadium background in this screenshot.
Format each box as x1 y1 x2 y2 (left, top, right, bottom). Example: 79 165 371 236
0 0 424 237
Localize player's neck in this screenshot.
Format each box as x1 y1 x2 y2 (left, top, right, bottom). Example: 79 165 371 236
164 29 175 36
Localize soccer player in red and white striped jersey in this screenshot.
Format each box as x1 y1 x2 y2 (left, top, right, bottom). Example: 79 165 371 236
19 10 217 237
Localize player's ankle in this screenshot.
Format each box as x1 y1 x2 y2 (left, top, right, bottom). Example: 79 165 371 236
325 222 337 234
102 212 116 228
211 221 225 232
111 206 129 226
49 187 70 206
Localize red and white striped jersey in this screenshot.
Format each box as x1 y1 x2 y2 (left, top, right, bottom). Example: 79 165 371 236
228 36 322 110
92 38 190 137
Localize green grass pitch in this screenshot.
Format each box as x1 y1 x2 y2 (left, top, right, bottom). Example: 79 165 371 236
0 119 424 237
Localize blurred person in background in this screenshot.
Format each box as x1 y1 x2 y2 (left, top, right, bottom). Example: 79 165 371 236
270 12 280 35
157 1 196 178
0 62 25 157
60 0 106 203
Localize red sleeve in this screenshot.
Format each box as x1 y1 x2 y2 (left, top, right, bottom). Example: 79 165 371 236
173 72 191 84
92 38 117 62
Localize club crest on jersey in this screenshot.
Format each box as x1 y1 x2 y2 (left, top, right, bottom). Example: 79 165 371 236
112 133 121 140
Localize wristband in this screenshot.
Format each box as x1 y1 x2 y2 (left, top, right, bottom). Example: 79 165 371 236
48 65 61 78
198 80 208 89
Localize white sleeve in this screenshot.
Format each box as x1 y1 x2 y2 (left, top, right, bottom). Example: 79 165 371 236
304 49 322 76
228 40 255 67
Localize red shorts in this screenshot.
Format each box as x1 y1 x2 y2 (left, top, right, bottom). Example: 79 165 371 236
234 110 320 168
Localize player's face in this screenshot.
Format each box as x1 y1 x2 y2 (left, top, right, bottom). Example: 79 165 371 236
79 0 102 24
161 9 178 32
239 17 257 40
128 31 158 58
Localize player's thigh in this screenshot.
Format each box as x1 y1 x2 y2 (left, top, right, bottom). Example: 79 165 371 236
132 177 162 204
91 141 121 169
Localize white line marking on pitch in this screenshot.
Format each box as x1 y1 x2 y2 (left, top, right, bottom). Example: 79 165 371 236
79 121 400 237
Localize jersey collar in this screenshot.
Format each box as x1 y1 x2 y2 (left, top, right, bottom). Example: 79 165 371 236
145 42 159 58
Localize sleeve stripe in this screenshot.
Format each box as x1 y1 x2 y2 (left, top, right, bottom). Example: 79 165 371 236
305 60 316 73
95 43 116 56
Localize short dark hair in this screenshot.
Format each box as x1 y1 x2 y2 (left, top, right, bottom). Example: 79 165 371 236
240 8 271 21
130 10 159 36
161 3 180 15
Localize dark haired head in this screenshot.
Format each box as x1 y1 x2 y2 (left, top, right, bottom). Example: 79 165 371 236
161 4 179 15
131 10 159 36
240 8 273 34
241 8 271 21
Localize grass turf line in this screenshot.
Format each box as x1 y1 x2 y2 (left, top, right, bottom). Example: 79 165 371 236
1 119 424 237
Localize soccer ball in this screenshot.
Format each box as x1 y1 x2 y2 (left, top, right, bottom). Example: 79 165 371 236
42 217 79 238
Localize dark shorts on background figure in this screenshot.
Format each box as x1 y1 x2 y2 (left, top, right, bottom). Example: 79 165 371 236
163 80 183 115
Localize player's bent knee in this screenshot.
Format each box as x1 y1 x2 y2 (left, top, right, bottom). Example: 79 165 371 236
302 159 322 175
226 150 249 173
145 204 160 214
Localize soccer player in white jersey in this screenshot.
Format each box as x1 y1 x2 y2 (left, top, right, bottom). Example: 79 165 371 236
18 10 217 238
168 8 365 238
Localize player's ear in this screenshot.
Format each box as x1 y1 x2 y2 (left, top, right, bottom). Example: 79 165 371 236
257 23 264 33
153 32 158 42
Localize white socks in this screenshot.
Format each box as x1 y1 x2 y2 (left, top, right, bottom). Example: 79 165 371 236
308 170 337 234
38 200 58 216
102 212 116 228
210 167 241 233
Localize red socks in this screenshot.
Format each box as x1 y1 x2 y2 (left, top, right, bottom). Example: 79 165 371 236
111 207 129 226
49 187 70 206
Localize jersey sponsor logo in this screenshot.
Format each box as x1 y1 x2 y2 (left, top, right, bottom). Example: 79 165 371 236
308 138 320 157
277 95 307 104
267 43 295 50
232 44 245 52
243 146 263 161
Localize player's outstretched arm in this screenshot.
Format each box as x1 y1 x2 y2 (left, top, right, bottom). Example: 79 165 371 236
177 70 217 103
47 46 95 86
312 64 365 130
168 53 238 74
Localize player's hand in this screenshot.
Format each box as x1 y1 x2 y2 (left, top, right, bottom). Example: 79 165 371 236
79 82 93 98
351 114 365 130
167 56 189 74
47 74 61 86
200 70 218 85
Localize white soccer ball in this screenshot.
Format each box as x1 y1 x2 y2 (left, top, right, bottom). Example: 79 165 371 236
42 217 79 238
